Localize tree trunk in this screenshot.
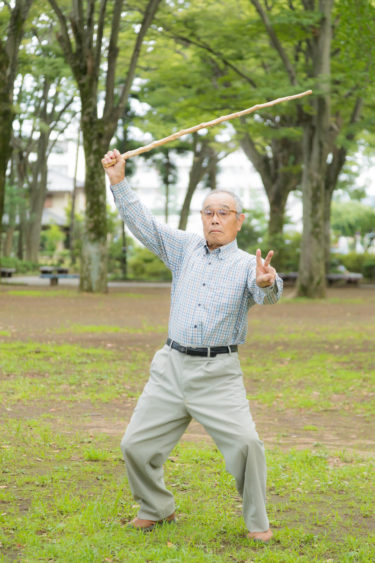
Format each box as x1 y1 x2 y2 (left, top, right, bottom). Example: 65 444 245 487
0 105 12 253
297 0 333 298
268 188 288 240
0 0 33 258
79 118 109 293
323 187 332 273
164 150 171 223
17 205 26 260
25 128 49 262
121 222 127 279
239 128 302 252
3 226 15 256
207 147 218 191
69 132 81 264
48 0 162 291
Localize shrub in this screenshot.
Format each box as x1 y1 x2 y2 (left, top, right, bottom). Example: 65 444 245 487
334 252 375 281
0 256 39 274
362 256 375 280
128 247 172 281
337 252 368 274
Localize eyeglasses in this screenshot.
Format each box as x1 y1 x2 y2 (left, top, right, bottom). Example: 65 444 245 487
201 208 238 219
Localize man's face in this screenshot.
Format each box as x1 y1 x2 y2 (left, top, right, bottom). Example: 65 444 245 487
201 192 245 250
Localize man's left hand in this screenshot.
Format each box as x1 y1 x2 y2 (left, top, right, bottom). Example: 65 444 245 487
256 248 276 288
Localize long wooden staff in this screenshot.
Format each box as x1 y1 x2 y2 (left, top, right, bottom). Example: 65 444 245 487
104 89 312 166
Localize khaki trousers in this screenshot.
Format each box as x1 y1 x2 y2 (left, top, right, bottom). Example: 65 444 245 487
121 345 269 532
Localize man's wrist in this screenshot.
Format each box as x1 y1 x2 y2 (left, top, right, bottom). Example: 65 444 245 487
257 280 276 292
110 175 125 186
110 177 128 192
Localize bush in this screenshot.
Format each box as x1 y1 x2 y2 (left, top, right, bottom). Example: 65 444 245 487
337 252 368 274
107 235 135 279
128 247 172 281
362 256 375 280
334 252 375 281
0 256 39 274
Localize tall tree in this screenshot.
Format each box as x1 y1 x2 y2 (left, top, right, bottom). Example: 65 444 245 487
0 0 33 259
134 35 237 230
48 0 162 292
295 0 333 298
157 0 375 295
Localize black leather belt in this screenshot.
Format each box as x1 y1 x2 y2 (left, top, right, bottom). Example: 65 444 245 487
166 338 237 357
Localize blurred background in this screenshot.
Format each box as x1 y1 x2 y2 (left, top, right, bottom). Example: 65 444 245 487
1 0 374 295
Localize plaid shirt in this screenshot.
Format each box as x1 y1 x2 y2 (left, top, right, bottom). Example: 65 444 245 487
111 179 283 347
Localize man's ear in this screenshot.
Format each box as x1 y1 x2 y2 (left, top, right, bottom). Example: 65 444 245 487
237 213 245 231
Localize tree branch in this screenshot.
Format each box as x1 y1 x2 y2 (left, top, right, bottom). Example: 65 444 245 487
237 118 272 194
104 0 123 114
111 0 162 120
250 0 297 86
48 0 75 69
94 0 108 72
86 0 95 54
163 29 258 89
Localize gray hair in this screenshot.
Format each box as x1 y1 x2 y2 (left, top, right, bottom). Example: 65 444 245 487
202 189 244 215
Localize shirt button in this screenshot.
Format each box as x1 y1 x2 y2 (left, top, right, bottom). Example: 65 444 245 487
194 325 197 328
198 303 201 306
203 283 206 286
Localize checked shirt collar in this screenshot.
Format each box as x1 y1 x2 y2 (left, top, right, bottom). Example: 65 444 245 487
203 238 239 260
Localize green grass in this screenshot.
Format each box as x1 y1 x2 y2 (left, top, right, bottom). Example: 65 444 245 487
0 342 150 405
240 321 375 416
3 289 80 297
0 288 374 561
0 418 374 562
1 289 151 299
281 296 367 305
57 322 167 335
242 349 375 415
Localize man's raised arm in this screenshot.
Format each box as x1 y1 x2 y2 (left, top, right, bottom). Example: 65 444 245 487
102 149 196 272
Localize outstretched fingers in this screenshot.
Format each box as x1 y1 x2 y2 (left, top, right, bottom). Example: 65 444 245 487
263 250 274 268
256 248 274 269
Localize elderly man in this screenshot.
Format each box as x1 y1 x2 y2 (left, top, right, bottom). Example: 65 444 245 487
102 149 283 542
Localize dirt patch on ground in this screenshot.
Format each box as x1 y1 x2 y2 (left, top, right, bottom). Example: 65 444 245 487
1 283 374 455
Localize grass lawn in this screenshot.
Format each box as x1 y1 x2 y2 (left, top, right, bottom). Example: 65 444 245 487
0 284 374 562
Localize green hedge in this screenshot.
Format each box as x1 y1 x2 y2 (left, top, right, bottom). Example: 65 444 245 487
0 256 39 274
128 247 172 281
334 252 375 280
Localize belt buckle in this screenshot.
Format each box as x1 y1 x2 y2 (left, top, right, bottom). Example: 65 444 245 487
181 345 187 353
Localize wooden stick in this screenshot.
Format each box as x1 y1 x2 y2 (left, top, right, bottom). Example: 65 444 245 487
104 89 312 166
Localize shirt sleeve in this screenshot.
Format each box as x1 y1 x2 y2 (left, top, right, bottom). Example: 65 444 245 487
110 178 195 272
247 256 283 305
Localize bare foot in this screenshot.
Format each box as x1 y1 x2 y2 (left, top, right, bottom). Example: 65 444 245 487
129 513 176 531
248 528 273 542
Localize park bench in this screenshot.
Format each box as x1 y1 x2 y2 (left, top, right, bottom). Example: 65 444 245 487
40 266 79 286
326 272 363 286
0 267 16 278
280 272 363 286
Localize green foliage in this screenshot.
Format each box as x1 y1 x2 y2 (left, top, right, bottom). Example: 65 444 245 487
40 224 65 257
238 217 302 273
236 207 267 254
335 252 375 280
268 231 302 273
128 246 172 282
331 201 375 237
0 256 39 273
